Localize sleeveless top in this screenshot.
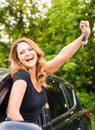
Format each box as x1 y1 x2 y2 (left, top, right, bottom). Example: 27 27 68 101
13 70 48 123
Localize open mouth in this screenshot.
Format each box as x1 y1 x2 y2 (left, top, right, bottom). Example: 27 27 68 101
26 57 34 62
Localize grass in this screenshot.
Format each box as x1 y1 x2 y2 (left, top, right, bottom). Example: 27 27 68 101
91 114 95 130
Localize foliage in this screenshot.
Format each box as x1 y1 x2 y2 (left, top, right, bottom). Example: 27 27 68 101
0 0 46 42
76 91 95 130
0 43 9 68
76 91 95 114
91 114 95 130
0 0 95 129
0 0 94 97
38 0 95 93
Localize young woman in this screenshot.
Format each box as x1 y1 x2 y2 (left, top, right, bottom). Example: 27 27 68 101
0 20 90 130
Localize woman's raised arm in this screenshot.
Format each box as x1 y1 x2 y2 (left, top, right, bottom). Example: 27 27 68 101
45 20 90 76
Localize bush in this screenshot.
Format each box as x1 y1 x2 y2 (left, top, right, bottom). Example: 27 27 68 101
76 91 95 130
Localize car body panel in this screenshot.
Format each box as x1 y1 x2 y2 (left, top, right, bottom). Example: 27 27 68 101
0 68 92 130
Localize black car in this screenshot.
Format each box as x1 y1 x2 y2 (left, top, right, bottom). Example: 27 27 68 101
0 68 92 130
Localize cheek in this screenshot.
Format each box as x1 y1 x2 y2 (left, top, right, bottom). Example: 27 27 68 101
18 55 24 63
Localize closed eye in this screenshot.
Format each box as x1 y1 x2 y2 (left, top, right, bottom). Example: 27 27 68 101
28 48 33 51
20 51 25 55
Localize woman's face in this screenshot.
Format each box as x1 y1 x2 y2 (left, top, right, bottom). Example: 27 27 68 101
17 42 38 68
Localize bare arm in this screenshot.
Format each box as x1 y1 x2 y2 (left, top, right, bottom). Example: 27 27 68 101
45 20 90 75
7 80 27 121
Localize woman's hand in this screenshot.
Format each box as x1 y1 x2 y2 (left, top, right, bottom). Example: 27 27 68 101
79 20 91 38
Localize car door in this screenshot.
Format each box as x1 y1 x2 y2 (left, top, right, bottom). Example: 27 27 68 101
42 76 80 130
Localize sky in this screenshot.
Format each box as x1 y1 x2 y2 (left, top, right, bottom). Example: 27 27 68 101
0 0 51 4
0 0 51 9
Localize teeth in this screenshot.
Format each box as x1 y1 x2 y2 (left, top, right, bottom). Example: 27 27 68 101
26 58 33 61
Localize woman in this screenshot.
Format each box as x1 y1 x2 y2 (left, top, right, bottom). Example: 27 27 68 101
0 20 90 130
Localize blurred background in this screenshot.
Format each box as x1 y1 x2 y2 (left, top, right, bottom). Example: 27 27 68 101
0 0 95 129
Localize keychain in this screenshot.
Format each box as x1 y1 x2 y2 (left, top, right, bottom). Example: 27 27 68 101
81 32 88 48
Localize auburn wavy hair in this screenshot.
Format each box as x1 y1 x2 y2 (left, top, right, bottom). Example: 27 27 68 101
9 38 48 88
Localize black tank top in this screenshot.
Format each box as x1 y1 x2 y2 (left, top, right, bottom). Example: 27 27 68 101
13 70 48 123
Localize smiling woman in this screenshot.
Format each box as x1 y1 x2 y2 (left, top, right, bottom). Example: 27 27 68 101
16 42 38 69
0 20 91 130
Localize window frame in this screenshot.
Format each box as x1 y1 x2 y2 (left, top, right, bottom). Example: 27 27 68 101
45 76 77 120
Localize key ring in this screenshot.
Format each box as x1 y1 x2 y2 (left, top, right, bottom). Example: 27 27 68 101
81 33 88 48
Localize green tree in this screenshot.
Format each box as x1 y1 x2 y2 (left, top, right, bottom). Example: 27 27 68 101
0 0 49 66
0 0 95 92
0 43 9 68
0 0 95 129
38 0 95 92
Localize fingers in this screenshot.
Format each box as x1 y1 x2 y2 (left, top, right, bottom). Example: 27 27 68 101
79 20 90 37
80 20 89 32
80 20 89 28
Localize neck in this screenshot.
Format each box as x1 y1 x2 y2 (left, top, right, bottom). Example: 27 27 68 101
29 66 36 76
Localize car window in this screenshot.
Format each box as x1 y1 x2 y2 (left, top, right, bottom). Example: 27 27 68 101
63 82 74 108
0 69 10 82
46 77 68 119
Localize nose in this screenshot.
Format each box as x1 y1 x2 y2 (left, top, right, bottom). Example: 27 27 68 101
25 50 30 56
